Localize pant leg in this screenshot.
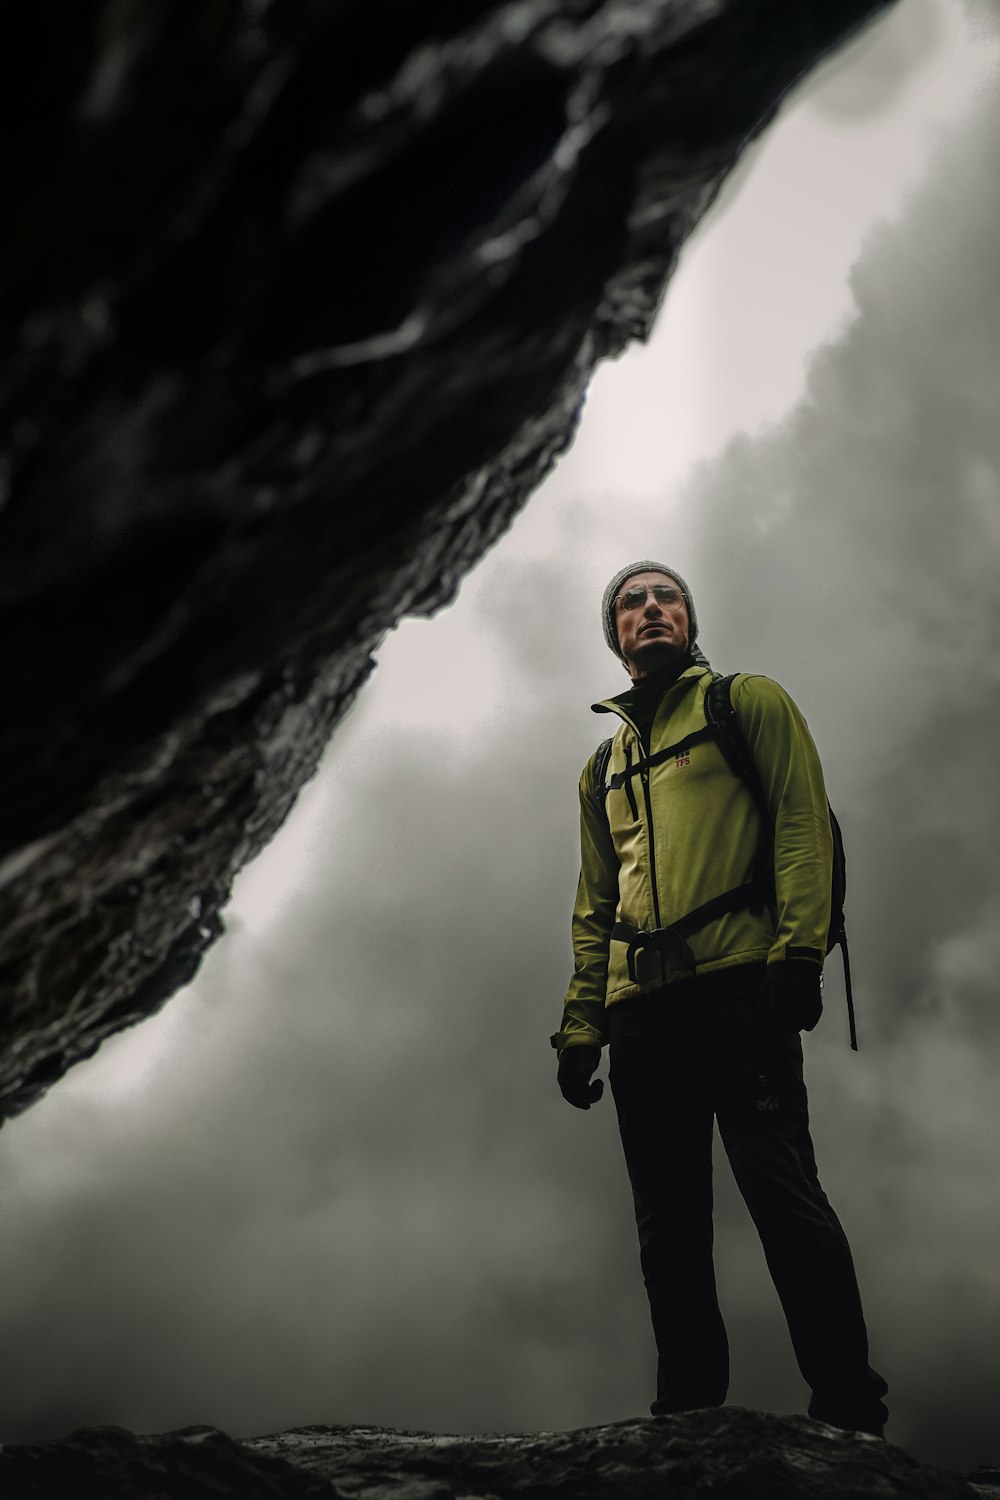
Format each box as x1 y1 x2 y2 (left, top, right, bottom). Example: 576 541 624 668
715 1014 889 1433
609 988 729 1413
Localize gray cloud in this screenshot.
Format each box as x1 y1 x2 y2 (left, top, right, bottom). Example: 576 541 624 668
802 0 946 121
0 9 998 1478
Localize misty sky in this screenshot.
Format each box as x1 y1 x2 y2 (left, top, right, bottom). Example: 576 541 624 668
1 0 998 1475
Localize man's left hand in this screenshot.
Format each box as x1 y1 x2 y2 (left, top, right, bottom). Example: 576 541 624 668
763 959 823 1033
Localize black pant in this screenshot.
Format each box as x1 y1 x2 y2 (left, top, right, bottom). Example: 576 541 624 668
609 965 889 1431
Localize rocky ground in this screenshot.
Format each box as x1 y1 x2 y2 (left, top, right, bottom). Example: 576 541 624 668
1 1409 993 1499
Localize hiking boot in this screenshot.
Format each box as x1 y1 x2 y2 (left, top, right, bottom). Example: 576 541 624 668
810 1408 886 1439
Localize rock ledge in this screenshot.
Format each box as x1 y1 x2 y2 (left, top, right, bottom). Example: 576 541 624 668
1 1409 987 1499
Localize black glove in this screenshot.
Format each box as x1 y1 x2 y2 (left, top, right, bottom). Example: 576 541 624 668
763 959 823 1033
557 1045 604 1109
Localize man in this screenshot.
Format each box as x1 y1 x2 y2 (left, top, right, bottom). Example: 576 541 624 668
551 560 888 1435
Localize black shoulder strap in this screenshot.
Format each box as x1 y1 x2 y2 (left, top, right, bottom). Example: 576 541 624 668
704 674 745 773
593 737 614 810
704 674 768 823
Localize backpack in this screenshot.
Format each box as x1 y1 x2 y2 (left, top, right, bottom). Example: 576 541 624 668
593 672 857 1048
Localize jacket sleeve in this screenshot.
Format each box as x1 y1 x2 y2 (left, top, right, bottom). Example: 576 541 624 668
550 753 620 1051
733 675 833 968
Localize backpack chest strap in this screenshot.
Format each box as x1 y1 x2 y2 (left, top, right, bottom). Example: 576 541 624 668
602 725 715 793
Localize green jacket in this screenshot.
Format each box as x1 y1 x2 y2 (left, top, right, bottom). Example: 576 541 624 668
553 665 833 1051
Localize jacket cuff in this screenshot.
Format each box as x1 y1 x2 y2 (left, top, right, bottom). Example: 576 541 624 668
550 1028 607 1052
767 946 824 968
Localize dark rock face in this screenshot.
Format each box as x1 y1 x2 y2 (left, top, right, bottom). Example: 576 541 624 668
0 1411 986 1499
0 1424 330 1500
0 0 894 1121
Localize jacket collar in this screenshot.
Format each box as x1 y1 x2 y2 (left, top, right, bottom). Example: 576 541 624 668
591 662 710 717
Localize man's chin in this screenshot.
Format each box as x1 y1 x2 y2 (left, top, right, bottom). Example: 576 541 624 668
632 639 687 677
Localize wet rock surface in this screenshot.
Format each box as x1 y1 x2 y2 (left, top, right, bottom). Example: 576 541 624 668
0 0 894 1121
0 1410 989 1499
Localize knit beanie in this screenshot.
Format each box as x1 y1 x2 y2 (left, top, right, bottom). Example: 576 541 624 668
601 561 701 663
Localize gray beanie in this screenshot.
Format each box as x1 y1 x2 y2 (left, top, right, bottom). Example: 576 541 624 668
601 560 705 665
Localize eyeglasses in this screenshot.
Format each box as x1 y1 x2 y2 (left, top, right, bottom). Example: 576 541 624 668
615 584 685 612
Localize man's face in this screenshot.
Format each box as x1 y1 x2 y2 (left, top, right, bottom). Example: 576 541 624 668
615 570 690 680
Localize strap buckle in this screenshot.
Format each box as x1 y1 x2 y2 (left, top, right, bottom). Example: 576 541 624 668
625 931 663 985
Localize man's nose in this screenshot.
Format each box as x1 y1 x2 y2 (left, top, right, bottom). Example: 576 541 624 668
644 596 663 615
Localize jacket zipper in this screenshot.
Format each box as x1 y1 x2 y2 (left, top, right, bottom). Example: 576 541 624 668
595 671 705 942
615 713 663 932
623 744 639 821
639 762 663 931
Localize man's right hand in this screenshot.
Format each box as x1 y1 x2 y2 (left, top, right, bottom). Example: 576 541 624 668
557 1045 605 1109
